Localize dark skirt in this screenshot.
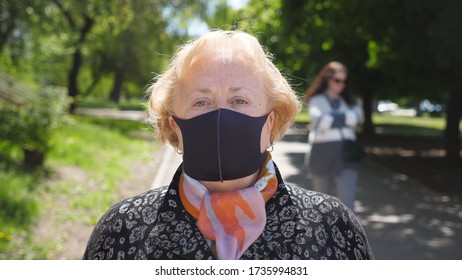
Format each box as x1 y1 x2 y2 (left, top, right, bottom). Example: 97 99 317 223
307 141 358 176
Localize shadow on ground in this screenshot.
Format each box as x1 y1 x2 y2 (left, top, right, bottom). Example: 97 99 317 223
275 128 462 260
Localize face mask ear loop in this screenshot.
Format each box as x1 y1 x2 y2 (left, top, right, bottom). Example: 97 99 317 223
216 109 223 182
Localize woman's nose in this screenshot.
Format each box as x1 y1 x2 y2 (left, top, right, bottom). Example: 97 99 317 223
214 99 231 110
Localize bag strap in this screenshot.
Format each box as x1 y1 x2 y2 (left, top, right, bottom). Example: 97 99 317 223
324 94 346 140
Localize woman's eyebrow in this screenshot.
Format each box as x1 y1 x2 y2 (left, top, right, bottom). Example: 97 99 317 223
197 88 212 94
194 87 255 96
229 87 241 92
198 87 242 93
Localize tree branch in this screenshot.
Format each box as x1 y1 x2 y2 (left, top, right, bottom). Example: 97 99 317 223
52 0 76 29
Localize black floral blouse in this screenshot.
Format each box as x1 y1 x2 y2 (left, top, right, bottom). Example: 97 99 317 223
83 164 374 260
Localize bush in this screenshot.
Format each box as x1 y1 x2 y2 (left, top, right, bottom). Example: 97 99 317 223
0 87 69 170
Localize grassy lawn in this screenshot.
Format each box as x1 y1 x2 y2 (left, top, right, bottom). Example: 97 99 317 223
373 114 462 137
0 115 158 259
294 108 309 124
295 109 461 136
75 98 146 111
0 166 39 256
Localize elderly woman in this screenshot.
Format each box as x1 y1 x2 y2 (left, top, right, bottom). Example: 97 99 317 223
84 31 373 260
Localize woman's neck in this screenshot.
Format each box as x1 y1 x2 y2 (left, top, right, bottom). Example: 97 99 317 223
199 170 260 193
326 90 341 100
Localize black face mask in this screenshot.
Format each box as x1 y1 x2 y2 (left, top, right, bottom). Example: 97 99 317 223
172 108 269 182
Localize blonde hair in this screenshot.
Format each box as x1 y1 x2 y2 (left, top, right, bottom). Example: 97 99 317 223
147 30 301 148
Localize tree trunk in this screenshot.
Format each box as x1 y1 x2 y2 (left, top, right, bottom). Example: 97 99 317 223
23 148 45 170
444 89 462 163
0 2 20 53
362 88 375 135
109 67 125 103
0 16 15 53
68 50 81 113
67 16 94 113
415 101 423 117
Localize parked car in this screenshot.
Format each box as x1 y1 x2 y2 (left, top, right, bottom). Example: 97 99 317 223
419 99 444 116
377 100 399 112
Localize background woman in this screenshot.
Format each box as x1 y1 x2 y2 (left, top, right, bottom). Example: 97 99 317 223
304 61 363 211
84 33 372 260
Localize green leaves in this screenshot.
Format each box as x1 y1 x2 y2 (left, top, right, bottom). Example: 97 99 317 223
0 74 69 169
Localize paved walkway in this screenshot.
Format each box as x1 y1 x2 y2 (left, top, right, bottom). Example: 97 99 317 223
150 127 462 260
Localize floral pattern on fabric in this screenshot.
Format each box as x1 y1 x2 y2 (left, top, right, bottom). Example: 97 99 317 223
83 163 374 260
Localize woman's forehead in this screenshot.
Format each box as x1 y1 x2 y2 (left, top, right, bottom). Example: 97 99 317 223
187 53 252 71
332 71 347 77
171 55 269 109
181 55 261 83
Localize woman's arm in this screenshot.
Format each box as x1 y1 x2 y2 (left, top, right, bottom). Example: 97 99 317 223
344 105 363 128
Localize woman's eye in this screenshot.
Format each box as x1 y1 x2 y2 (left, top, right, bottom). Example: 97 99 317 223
233 99 248 105
193 100 208 107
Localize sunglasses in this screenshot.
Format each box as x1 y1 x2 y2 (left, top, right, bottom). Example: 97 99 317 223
331 78 346 84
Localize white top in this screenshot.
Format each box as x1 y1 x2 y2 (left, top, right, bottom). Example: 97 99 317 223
308 94 363 143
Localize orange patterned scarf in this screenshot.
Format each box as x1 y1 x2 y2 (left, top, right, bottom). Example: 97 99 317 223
179 153 278 259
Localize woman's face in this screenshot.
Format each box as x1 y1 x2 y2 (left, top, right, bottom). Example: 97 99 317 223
327 70 347 96
170 56 274 153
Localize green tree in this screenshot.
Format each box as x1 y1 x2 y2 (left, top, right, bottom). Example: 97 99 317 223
351 0 462 163
91 0 175 103
244 0 379 133
202 0 243 30
51 0 118 112
0 0 43 54
79 0 208 103
244 0 461 163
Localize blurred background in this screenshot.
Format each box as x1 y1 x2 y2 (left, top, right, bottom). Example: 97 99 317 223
0 0 461 259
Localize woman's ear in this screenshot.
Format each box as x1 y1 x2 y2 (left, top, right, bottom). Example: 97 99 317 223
267 111 275 145
168 116 177 130
169 116 184 152
261 111 275 152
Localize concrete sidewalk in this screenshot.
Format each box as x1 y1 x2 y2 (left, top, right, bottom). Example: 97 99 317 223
151 127 462 260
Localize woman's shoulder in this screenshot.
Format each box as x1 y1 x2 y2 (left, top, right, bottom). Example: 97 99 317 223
308 94 331 111
286 185 350 216
284 183 343 206
83 186 169 259
105 186 168 219
284 183 356 221
282 183 374 259
309 94 326 103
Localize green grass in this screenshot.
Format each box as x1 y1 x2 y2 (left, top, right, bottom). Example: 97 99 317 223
47 115 158 224
373 114 446 130
294 109 461 137
49 117 152 174
294 108 310 124
372 114 462 137
78 115 153 137
0 167 41 258
0 115 158 259
0 171 38 225
76 98 146 111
